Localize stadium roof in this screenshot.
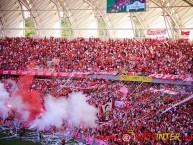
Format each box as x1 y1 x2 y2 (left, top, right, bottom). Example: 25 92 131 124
0 0 193 40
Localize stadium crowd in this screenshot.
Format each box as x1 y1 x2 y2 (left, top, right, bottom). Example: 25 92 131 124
30 78 193 145
1 76 193 145
0 37 193 144
0 37 192 76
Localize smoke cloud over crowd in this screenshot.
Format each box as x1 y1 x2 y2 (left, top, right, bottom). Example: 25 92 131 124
0 75 97 131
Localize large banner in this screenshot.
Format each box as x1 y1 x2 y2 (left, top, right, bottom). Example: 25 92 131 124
107 0 146 13
149 74 193 82
0 70 118 78
0 70 87 78
149 88 178 95
120 75 152 82
0 70 192 83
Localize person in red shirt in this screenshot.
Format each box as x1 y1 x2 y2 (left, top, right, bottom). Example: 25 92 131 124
61 138 66 145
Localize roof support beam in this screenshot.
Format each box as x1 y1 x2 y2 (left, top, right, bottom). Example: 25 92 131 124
152 0 180 29
19 0 38 35
0 17 5 37
83 0 112 37
182 0 193 6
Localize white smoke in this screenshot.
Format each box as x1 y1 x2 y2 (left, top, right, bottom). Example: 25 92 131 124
0 81 97 131
0 83 10 119
30 95 68 130
0 82 30 122
5 79 18 92
30 92 97 131
9 95 30 122
68 92 97 128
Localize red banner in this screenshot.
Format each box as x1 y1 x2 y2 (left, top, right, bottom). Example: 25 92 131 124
149 74 193 82
149 88 178 95
181 31 190 35
0 70 86 78
0 70 118 78
1 70 192 82
93 71 118 75
181 31 190 40
147 29 166 35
